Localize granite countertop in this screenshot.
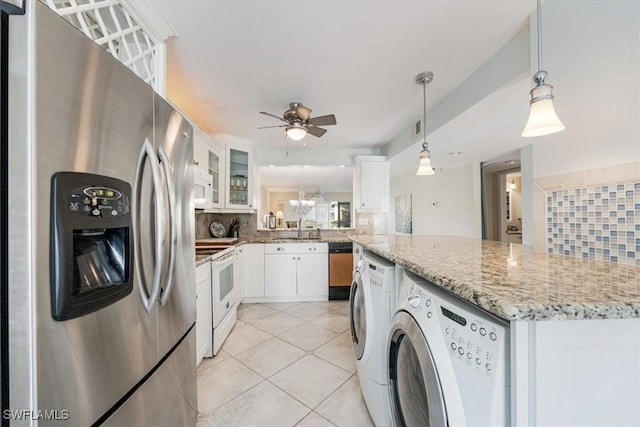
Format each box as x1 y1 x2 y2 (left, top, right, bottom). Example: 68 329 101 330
351 235 640 322
239 236 353 244
195 236 353 266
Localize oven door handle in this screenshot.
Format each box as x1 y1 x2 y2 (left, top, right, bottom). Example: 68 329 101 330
133 138 165 313
158 147 177 306
212 252 237 271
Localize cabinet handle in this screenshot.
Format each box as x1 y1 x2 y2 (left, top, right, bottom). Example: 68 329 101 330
277 247 285 251
297 257 300 260
308 247 316 251
193 160 199 165
292 256 296 260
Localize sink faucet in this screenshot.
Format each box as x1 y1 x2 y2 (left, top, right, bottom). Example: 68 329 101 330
297 218 302 239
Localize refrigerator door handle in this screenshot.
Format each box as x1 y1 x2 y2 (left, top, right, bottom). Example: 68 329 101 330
133 138 166 313
158 146 177 306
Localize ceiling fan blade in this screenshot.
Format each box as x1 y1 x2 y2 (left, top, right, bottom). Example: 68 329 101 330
307 125 327 138
257 124 286 129
260 111 287 122
308 114 336 127
295 104 312 121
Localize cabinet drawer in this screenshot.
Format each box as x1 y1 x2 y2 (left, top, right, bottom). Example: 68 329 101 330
196 261 211 284
264 243 328 254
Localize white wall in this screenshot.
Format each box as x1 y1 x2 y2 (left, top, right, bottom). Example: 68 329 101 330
390 162 482 238
530 0 640 178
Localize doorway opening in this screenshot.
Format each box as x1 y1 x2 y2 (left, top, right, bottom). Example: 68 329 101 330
481 151 522 242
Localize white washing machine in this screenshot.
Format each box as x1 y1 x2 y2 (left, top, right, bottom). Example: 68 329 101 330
387 269 510 426
350 249 395 427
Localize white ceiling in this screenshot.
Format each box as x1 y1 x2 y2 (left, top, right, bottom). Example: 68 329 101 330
157 0 536 158
259 165 353 193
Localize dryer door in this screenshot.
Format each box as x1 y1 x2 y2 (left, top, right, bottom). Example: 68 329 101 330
388 311 447 427
349 270 367 360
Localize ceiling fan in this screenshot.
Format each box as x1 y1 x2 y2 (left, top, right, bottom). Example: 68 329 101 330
259 102 337 141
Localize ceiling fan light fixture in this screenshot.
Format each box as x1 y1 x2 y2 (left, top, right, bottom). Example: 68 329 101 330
286 123 307 141
522 0 565 138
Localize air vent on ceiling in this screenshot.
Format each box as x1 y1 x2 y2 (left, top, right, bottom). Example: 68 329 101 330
412 118 423 139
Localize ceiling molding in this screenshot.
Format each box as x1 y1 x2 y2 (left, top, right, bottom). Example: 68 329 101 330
121 0 177 42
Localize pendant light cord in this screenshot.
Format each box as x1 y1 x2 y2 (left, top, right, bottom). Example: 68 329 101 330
422 77 428 150
537 0 543 71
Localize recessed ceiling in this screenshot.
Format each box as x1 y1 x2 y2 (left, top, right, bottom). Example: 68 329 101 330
157 1 536 154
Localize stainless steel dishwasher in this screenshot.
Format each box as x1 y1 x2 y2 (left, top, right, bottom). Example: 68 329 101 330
328 241 353 300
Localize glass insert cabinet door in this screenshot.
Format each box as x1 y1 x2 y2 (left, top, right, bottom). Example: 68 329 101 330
208 150 220 205
226 147 251 208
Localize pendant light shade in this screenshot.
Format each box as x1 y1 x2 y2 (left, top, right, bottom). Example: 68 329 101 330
415 71 435 176
522 0 565 137
416 143 435 175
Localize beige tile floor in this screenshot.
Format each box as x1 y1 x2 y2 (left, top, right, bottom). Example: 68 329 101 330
196 301 374 427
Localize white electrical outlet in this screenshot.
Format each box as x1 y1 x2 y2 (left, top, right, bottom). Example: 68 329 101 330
358 217 369 226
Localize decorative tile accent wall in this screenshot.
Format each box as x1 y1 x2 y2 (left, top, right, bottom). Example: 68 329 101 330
546 183 640 266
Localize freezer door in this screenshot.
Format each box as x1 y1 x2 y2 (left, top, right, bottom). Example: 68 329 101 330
30 3 158 425
153 94 197 358
102 328 198 426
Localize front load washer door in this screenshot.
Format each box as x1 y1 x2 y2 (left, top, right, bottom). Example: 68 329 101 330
349 270 367 360
388 311 447 427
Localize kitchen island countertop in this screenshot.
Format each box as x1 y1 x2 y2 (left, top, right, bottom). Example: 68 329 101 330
351 234 640 321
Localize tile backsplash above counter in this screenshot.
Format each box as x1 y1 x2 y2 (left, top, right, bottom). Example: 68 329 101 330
545 181 640 266
195 212 359 241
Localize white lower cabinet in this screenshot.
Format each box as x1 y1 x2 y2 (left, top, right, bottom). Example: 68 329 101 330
264 254 297 297
243 243 265 298
195 261 212 366
296 253 328 297
264 243 328 300
234 245 245 304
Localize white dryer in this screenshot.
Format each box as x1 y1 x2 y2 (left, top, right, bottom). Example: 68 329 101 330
350 250 395 427
387 269 510 426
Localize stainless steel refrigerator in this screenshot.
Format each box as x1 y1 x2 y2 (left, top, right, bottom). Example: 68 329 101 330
2 1 197 425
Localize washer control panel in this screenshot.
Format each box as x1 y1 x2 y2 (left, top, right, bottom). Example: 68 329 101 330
368 263 386 288
440 302 507 385
406 284 507 386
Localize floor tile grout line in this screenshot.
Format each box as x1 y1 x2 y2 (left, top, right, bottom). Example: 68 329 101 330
202 377 272 420
201 301 354 426
230 339 307 382
263 376 329 421
312 341 358 373
309 373 358 414
294 410 337 427
227 312 355 421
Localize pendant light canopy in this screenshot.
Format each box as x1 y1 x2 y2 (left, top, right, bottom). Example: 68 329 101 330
522 0 565 137
416 71 435 175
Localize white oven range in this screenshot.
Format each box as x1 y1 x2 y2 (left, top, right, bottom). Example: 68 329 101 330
210 246 239 356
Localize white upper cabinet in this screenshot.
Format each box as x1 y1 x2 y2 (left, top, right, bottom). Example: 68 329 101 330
353 156 389 211
193 127 224 209
225 144 254 210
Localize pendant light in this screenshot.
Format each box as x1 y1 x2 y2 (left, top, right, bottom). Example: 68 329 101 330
521 0 565 137
416 71 435 175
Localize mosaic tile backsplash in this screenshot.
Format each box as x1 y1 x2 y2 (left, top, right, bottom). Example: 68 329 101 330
546 182 640 266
